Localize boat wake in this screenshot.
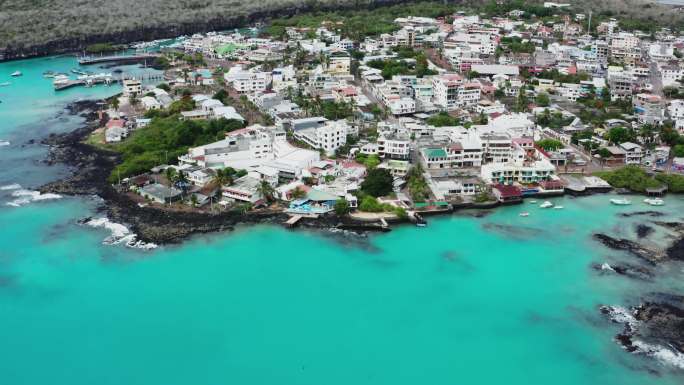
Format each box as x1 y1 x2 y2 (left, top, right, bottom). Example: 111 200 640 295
5 189 62 206
82 217 157 250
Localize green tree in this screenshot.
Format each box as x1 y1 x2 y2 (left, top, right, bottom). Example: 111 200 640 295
258 181 276 203
334 199 351 216
673 144 684 157
607 127 634 144
290 187 306 200
535 139 563 151
361 168 394 197
535 92 550 107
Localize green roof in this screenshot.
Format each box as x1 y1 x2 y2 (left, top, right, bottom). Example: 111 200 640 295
215 43 241 55
423 148 447 158
306 189 339 202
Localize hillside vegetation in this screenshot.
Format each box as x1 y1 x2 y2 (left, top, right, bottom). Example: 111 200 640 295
1 0 683 58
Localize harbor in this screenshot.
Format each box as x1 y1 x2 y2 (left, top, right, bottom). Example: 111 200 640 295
52 73 164 91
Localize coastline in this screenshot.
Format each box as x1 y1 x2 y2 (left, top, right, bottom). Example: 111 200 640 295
34 99 621 246
38 100 412 244
33 101 684 368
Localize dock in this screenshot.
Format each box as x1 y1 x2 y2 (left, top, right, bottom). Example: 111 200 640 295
77 53 161 65
284 215 303 228
54 74 164 91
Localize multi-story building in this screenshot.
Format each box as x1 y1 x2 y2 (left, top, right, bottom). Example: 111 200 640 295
377 133 411 160
432 74 481 110
633 93 665 124
326 49 351 75
293 119 349 155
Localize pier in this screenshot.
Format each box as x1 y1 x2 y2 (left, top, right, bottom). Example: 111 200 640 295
54 74 164 91
77 53 161 65
284 215 303 228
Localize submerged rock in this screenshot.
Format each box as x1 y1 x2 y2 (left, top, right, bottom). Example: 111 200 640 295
601 299 684 369
619 211 665 218
635 224 655 239
591 262 653 281
592 233 664 264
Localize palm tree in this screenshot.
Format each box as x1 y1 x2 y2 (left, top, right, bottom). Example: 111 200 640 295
257 180 276 203
290 187 306 200
164 167 177 184
211 168 234 188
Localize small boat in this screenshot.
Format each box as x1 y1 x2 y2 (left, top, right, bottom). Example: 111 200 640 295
71 68 88 75
610 198 632 206
10 71 22 77
529 200 537 204
416 222 427 227
644 198 664 206
553 206 564 209
0 82 11 87
539 201 554 208
519 212 530 217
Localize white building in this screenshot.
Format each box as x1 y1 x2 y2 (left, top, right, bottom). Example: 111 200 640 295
432 74 481 110
293 119 349 155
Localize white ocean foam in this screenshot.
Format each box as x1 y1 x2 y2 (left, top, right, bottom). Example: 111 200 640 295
632 340 684 369
603 305 639 330
0 183 21 191
83 217 157 250
6 189 62 207
601 263 616 272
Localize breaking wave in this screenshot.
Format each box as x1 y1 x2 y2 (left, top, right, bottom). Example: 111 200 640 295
6 189 62 207
0 183 22 191
601 305 639 331
82 217 157 250
632 340 684 369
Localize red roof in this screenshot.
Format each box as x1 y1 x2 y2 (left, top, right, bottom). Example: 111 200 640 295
106 119 125 129
493 184 522 198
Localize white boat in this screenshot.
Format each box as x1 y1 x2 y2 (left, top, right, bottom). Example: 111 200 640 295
0 82 10 86
519 212 530 217
644 198 664 206
553 206 564 209
539 201 554 208
416 223 427 227
53 74 70 86
610 198 632 206
10 71 21 77
529 200 537 204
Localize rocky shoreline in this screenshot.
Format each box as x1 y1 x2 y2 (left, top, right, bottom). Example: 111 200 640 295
38 100 407 245
592 213 684 370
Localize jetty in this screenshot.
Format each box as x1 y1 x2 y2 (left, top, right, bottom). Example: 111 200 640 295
77 53 160 65
54 73 164 91
284 215 303 228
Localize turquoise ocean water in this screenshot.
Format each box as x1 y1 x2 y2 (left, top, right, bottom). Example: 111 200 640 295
1 56 684 384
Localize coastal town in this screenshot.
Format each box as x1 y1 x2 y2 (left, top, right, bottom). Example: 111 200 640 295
72 2 684 228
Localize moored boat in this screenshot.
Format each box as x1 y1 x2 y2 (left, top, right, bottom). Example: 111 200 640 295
539 201 554 208
610 198 632 205
553 206 564 209
519 212 530 217
10 71 22 77
0 82 11 87
644 198 664 206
